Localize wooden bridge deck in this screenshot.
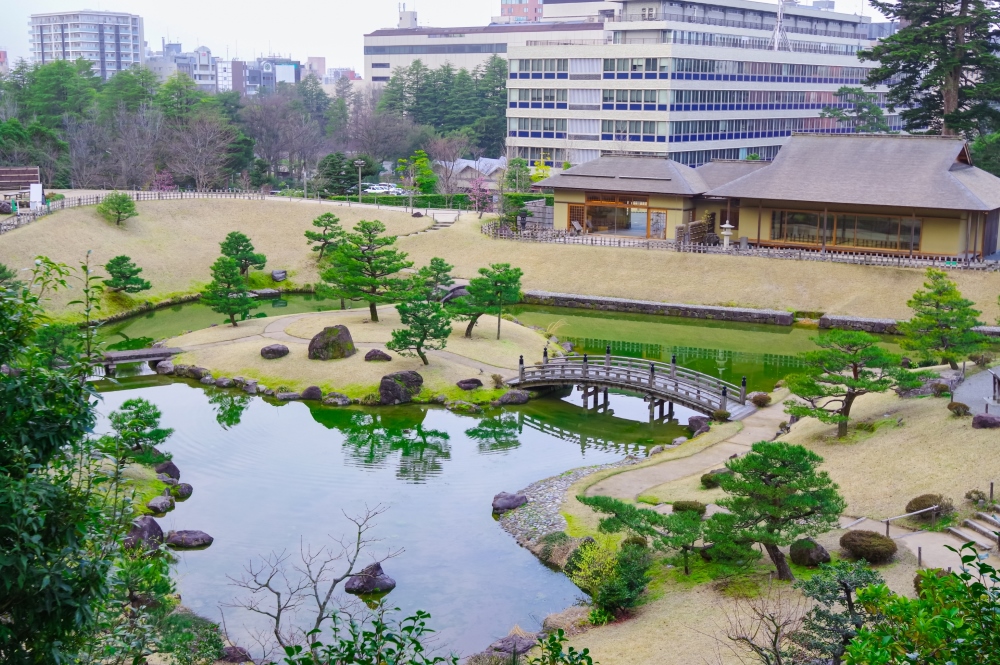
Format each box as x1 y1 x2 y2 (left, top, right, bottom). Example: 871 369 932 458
508 353 755 419
102 348 182 365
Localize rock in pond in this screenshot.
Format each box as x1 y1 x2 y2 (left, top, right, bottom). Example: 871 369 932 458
252 288 281 299
155 460 180 481
323 392 351 406
344 562 397 595
973 413 1000 429
308 325 356 360
261 344 289 359
789 537 831 568
672 437 688 445
165 530 214 549
688 415 710 432
199 376 214 385
498 389 530 405
486 633 539 657
215 377 234 388
146 495 175 514
446 400 482 414
243 381 258 395
170 483 194 501
379 371 423 405
156 473 178 486
271 269 287 282
365 348 392 362
187 366 211 380
124 516 163 550
648 445 665 455
492 491 528 513
155 360 174 375
457 378 483 390
301 385 323 400
276 392 301 401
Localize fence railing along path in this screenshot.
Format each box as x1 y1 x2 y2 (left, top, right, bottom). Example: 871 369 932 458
480 221 1000 272
507 350 752 418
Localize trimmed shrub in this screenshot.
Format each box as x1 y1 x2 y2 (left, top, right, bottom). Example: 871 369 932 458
700 469 731 489
672 500 707 516
712 409 731 422
965 488 989 505
750 393 772 408
621 535 648 549
490 373 505 389
931 382 950 397
947 401 971 417
969 352 995 367
905 493 954 519
840 530 897 564
593 544 651 613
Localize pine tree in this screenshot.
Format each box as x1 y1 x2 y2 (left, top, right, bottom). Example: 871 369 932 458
316 152 355 195
304 212 345 259
504 158 532 193
785 330 927 438
219 231 266 277
820 86 892 133
861 0 1000 134
716 442 846 581
102 255 151 293
464 263 523 340
201 256 258 327
319 220 413 322
386 300 453 365
96 191 138 226
898 268 987 369
415 257 454 300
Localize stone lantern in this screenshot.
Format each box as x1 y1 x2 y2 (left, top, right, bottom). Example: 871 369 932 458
720 220 735 249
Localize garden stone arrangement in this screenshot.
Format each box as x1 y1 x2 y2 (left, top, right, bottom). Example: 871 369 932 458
308 325 356 360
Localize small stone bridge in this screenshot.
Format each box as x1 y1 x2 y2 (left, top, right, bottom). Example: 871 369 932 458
507 349 754 420
101 348 181 377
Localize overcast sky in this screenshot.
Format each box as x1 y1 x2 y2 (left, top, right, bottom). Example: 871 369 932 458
3 0 881 74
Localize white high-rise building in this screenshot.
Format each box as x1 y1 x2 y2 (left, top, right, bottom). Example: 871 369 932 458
29 10 145 80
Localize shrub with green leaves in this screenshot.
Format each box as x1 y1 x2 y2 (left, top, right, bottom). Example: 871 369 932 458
712 409 731 422
750 393 772 408
671 500 707 516
947 401 971 416
905 493 953 518
96 191 138 225
593 544 651 613
700 469 731 489
839 530 897 564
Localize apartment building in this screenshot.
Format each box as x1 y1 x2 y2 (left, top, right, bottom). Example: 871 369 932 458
29 10 145 80
230 57 302 95
499 0 545 23
506 0 897 167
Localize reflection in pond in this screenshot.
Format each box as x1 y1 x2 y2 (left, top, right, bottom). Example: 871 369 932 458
207 390 253 429
465 412 522 455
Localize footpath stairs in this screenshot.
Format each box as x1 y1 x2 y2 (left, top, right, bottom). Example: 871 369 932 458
403 214 459 237
947 510 1000 552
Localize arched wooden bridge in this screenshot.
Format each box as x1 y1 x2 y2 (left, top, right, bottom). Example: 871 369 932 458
507 350 755 420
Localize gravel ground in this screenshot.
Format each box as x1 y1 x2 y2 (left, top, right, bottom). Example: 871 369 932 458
499 456 641 543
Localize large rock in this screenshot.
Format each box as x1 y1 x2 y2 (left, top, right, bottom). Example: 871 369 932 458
260 344 289 359
457 378 484 390
365 349 392 362
154 360 174 375
446 400 482 414
323 392 351 406
972 413 1000 429
789 538 831 568
308 325 356 360
688 416 710 432
252 288 281 299
156 474 178 486
199 376 214 385
146 495 175 514
170 483 194 501
187 366 211 380
276 392 301 401
165 530 214 549
379 371 424 405
301 385 323 400
124 516 163 550
243 381 258 395
498 389 530 405
155 461 180 481
344 562 397 595
486 634 539 657
493 491 528 513
215 377 234 388
271 269 287 282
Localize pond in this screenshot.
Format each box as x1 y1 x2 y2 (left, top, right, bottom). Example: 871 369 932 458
95 377 696 656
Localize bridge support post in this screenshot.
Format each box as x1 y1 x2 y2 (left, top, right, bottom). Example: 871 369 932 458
657 401 664 419
104 363 116 378
605 345 611 369
721 386 728 413
649 363 655 389
519 355 524 382
740 376 747 404
603 388 609 409
583 354 589 379
543 347 548 366
668 401 674 420
671 354 677 378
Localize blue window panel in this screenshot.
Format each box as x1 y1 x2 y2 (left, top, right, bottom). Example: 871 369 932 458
643 103 656 111
629 103 641 110
530 131 542 138
628 135 641 142
555 132 566 139
603 72 615 79
630 72 642 79
508 131 517 136
557 103 567 109
543 102 554 109
518 131 529 137
531 73 542 79
616 103 628 110
531 102 541 108
657 104 667 111
517 102 526 108
509 73 517 79
508 102 517 108
602 103 614 110
683 73 692 80
656 136 666 143
519 73 530 79
642 135 654 142
714 133 721 140
645 72 657 79
617 72 629 79
557 73 568 79
713 104 721 111
669 104 676 111
601 133 613 140
544 72 555 79
697 104 705 111
660 72 669 79
543 131 554 139
681 135 691 142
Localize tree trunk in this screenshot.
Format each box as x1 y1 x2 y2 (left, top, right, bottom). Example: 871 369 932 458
837 392 857 438
465 314 481 338
369 301 379 322
340 297 346 310
229 312 237 327
948 359 959 370
418 347 428 365
764 543 794 581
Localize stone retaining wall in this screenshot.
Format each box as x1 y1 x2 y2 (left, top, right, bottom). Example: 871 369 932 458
522 291 794 325
820 315 1000 338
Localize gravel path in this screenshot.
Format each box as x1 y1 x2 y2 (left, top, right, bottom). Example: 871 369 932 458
499 456 641 543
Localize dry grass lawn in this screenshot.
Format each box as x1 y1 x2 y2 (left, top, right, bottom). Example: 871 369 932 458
0 199 430 316
168 307 546 397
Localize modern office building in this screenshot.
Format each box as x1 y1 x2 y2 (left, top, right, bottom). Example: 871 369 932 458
230 57 302 95
146 43 219 92
506 0 896 167
29 10 145 80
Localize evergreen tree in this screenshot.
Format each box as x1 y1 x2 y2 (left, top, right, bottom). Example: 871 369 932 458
13 59 100 129
97 66 160 116
464 263 523 340
820 86 892 133
898 267 987 369
785 330 926 438
397 149 437 194
219 231 266 277
96 191 138 226
107 397 174 452
471 56 509 157
319 220 413 322
444 69 479 132
154 72 205 124
102 255 151 293
386 300 453 365
861 0 1000 134
715 441 846 581
201 256 258 327
415 257 455 300
504 158 532 193
316 152 356 195
0 262 22 290
304 212 346 259
970 132 1000 177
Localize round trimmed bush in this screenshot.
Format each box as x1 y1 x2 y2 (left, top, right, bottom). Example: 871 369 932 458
947 401 970 417
672 500 707 516
931 382 950 397
712 409 731 422
969 352 995 368
750 393 772 408
621 535 648 549
840 530 897 564
700 468 731 489
905 493 954 519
